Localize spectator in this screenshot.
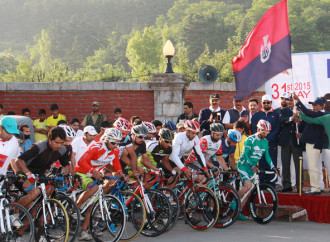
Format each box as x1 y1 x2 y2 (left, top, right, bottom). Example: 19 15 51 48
222 98 249 131
19 125 32 152
233 121 248 165
70 118 84 138
46 103 66 131
114 108 122 120
277 93 304 193
198 94 226 136
33 109 48 142
176 102 198 123
81 101 106 133
130 116 141 126
71 126 97 168
21 108 31 118
293 93 328 195
94 121 112 142
7 111 15 115
251 95 280 187
0 104 3 116
247 98 259 134
152 120 162 141
176 120 185 133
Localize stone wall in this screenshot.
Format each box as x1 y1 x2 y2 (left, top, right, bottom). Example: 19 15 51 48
0 75 264 123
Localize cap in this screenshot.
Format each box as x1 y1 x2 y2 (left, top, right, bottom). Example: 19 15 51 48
0 117 20 134
210 94 220 99
83 126 98 135
92 101 100 106
308 98 324 106
176 120 185 129
280 92 291 99
262 95 272 102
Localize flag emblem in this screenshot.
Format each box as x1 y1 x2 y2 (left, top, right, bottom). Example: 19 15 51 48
260 35 271 63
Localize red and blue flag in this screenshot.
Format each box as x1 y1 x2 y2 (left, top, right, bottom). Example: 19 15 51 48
232 0 292 100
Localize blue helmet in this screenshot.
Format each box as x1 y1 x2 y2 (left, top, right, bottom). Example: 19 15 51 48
227 129 242 142
162 120 176 131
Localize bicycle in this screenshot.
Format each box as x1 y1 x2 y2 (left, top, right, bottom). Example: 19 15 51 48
173 171 219 231
80 175 126 242
241 170 278 224
0 174 35 242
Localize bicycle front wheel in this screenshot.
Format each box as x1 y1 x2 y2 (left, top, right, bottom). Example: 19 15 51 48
90 195 126 242
158 187 180 231
119 191 146 241
1 202 35 242
184 186 219 231
35 198 69 242
247 183 278 224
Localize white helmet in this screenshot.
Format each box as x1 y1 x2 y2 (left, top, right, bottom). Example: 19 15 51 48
142 121 156 133
257 120 272 132
101 128 123 142
59 124 76 138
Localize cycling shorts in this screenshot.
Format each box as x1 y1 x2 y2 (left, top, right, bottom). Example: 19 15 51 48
76 172 95 190
237 163 254 182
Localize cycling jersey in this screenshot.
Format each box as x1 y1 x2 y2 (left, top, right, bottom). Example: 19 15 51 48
18 140 70 175
138 141 172 168
169 132 207 172
221 137 236 159
75 141 122 177
186 135 222 163
0 136 20 175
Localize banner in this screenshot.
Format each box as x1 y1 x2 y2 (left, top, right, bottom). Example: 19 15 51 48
265 51 330 109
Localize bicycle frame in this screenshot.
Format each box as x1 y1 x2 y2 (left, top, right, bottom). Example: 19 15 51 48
0 180 12 234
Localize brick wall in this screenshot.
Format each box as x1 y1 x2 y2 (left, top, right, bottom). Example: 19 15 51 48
0 90 154 122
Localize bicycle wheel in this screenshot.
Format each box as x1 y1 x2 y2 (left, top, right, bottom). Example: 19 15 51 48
35 198 69 242
140 189 172 237
172 182 186 220
119 191 146 241
247 183 278 224
89 195 126 242
1 202 35 242
184 186 219 231
56 193 81 242
158 187 180 231
214 183 241 228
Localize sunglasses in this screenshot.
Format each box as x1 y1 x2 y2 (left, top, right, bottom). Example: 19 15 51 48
263 102 271 104
110 141 118 145
163 140 172 144
137 135 147 139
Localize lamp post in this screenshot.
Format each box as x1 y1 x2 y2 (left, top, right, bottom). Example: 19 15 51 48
163 40 175 73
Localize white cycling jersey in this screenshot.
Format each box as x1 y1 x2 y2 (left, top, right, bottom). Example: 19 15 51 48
0 136 20 175
169 132 206 170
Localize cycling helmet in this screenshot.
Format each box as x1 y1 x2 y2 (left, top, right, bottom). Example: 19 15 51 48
210 123 225 133
162 120 176 131
101 128 122 142
113 117 132 132
59 124 76 138
257 119 272 132
227 129 242 142
131 124 149 136
142 121 156 133
184 120 200 132
159 128 174 140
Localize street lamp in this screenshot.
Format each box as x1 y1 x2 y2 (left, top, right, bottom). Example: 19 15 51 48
163 40 175 73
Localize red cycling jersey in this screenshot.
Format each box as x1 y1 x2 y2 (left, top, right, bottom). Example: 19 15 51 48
74 141 122 176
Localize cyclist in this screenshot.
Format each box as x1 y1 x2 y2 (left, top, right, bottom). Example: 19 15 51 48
142 121 157 142
237 120 279 219
162 120 176 132
169 120 208 181
186 123 227 172
218 129 242 170
74 128 125 240
121 124 160 174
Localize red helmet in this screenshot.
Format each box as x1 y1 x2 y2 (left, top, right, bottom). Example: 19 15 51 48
257 120 272 132
113 118 132 132
184 120 200 132
142 121 156 133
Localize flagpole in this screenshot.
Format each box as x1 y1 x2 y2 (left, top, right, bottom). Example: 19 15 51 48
290 68 300 145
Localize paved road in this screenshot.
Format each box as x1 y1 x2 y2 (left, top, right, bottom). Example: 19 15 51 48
134 218 329 242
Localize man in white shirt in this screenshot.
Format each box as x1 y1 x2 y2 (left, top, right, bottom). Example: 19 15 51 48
0 117 20 175
71 126 97 167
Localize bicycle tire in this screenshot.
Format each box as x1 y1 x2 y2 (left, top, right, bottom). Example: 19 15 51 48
1 202 35 242
140 189 172 237
184 186 219 231
247 183 278 224
89 195 126 242
35 198 70 242
158 187 180 231
119 191 146 241
56 193 81 242
214 183 241 228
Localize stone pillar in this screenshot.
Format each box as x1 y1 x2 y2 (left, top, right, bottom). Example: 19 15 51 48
148 73 187 123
